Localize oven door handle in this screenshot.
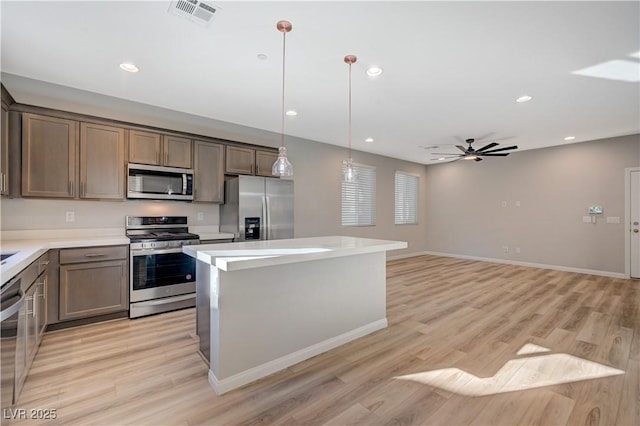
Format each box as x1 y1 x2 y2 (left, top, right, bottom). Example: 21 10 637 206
0 289 24 322
131 248 185 256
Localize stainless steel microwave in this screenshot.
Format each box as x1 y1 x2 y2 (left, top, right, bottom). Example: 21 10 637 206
127 163 194 201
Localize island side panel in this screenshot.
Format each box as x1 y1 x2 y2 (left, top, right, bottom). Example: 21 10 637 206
195 260 211 362
213 251 387 383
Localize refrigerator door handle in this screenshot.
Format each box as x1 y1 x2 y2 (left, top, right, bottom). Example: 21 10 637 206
265 195 272 240
262 195 268 240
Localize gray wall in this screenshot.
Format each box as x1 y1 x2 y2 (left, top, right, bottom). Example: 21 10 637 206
0 198 220 230
286 136 428 256
424 134 640 275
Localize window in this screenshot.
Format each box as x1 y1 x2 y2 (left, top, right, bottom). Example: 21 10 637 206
341 163 376 226
395 171 418 225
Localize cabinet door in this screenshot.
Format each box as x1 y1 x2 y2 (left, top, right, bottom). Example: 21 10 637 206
59 260 128 321
255 150 278 177
194 140 224 203
22 113 77 198
80 123 126 200
1 103 9 195
129 130 161 165
225 146 255 175
163 135 192 168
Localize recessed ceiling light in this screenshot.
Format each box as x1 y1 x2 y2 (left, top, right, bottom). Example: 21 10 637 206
564 136 576 141
366 66 383 77
365 137 374 143
285 110 297 116
119 63 139 73
257 53 268 61
516 95 532 103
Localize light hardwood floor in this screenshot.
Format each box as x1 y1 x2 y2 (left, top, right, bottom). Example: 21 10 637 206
11 255 640 425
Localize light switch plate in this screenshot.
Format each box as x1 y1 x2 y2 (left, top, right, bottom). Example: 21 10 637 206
583 216 592 223
65 211 75 222
606 216 620 224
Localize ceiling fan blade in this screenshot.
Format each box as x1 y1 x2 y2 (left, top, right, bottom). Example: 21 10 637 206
431 153 462 156
480 145 519 154
480 153 510 156
476 142 499 152
455 145 468 153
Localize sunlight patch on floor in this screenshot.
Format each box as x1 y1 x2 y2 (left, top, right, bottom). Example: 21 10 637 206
395 345 624 397
517 343 551 355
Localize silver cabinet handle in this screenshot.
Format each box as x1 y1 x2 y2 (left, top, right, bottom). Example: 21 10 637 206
25 295 34 316
84 253 107 258
37 282 46 298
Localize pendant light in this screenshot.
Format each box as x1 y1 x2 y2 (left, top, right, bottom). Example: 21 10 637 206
343 55 357 183
272 20 294 177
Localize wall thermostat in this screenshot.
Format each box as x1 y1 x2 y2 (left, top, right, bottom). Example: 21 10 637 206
588 206 603 214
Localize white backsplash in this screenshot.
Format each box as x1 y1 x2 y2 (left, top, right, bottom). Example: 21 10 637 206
0 198 220 231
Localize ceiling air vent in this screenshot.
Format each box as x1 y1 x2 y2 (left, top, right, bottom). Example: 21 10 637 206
168 0 220 27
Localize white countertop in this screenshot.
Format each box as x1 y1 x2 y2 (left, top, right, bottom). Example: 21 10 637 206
1 229 129 285
188 226 234 241
183 236 408 272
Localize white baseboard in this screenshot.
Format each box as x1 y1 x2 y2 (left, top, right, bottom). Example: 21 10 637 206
208 318 388 395
399 250 627 279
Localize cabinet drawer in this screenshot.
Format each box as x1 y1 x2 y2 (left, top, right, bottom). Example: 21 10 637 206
60 245 128 264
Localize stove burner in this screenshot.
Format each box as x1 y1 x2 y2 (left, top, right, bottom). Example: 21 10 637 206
125 216 199 243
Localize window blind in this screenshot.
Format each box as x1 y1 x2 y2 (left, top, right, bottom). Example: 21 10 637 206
341 163 376 226
395 171 418 225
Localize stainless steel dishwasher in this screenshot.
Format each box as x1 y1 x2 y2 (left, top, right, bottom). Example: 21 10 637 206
1 276 23 419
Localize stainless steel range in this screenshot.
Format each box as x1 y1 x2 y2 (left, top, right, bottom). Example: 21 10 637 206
126 216 200 318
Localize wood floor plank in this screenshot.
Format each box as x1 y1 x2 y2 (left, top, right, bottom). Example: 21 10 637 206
10 256 640 425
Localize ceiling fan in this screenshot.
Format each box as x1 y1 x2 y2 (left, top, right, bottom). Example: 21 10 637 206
432 138 519 162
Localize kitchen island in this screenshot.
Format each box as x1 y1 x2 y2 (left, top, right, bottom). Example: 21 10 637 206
183 236 407 395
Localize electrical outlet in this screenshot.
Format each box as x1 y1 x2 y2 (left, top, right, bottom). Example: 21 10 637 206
65 211 75 222
515 247 521 254
515 201 521 207
501 201 507 208
502 246 509 253
197 212 204 221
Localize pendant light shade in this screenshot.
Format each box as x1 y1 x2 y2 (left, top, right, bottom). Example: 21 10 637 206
342 55 357 183
272 20 294 177
273 146 293 176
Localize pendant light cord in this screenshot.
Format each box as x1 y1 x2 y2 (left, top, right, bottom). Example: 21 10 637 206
348 60 352 160
281 30 287 149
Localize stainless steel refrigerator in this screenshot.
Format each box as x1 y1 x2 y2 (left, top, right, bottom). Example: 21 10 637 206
220 176 294 241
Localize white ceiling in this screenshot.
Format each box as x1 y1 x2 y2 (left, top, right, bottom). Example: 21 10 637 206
1 1 639 164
